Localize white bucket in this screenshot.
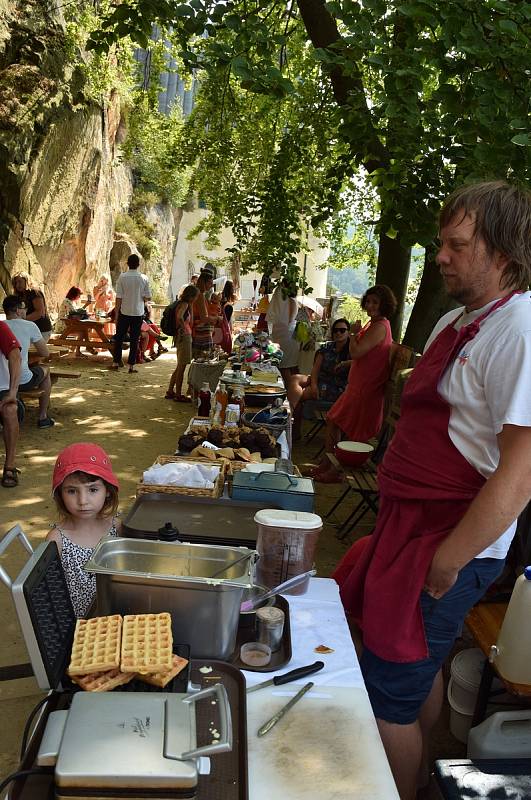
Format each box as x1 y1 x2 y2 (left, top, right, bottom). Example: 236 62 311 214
447 648 485 743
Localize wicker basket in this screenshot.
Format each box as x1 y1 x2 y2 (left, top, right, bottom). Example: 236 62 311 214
137 455 228 498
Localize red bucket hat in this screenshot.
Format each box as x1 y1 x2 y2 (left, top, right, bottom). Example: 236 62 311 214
52 443 119 493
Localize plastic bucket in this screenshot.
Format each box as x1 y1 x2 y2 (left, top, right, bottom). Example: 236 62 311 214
447 648 485 743
254 509 322 594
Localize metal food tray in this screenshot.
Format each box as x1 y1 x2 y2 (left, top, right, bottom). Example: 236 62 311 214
231 595 291 673
10 659 248 800
121 492 282 548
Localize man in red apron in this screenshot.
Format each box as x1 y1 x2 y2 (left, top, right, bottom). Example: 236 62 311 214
338 181 531 799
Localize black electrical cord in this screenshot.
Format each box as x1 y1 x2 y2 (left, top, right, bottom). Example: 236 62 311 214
0 767 52 794
19 692 58 760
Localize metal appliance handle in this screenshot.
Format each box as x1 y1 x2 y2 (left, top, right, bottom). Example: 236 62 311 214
0 524 34 589
251 471 298 489
180 683 232 759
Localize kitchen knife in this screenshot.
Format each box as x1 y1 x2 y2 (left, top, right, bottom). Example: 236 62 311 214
246 660 324 693
257 681 314 736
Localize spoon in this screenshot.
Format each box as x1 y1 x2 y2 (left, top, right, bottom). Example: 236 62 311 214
240 569 316 612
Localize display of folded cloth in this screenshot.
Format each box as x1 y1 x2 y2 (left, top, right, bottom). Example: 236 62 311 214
142 462 221 489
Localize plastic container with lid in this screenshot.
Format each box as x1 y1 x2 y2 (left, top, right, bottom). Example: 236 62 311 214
490 566 531 685
468 710 531 758
254 509 322 595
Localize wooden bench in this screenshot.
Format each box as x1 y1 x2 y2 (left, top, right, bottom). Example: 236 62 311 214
18 387 45 401
49 368 81 385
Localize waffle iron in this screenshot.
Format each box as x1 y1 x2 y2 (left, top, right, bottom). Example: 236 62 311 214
6 537 233 799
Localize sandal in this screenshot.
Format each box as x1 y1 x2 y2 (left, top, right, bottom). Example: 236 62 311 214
128 367 138 374
165 391 176 400
175 394 191 403
2 465 19 488
37 416 55 429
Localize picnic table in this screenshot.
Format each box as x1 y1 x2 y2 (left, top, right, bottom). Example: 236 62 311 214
49 317 114 356
28 344 69 365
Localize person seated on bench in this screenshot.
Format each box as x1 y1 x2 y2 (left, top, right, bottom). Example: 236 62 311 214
3 295 55 429
0 320 21 487
55 286 96 356
287 318 351 440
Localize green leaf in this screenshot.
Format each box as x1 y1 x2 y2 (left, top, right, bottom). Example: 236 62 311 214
511 133 531 146
509 119 528 130
498 19 518 36
174 4 194 17
386 226 398 239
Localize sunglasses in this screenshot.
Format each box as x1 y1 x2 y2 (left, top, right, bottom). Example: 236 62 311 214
333 327 348 334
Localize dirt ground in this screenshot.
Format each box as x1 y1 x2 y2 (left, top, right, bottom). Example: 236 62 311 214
0 349 465 787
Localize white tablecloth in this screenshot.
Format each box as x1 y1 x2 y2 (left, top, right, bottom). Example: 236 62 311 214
243 578 363 689
244 578 399 799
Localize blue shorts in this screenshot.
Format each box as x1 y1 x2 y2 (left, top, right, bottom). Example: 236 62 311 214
360 557 504 725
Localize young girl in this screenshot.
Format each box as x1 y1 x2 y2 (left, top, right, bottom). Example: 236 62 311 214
165 284 200 401
46 443 120 617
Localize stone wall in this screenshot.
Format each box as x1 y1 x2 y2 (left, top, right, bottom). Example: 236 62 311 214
0 1 176 313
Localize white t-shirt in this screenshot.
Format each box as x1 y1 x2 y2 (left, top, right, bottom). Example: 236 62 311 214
5 318 43 385
425 291 531 558
116 270 151 317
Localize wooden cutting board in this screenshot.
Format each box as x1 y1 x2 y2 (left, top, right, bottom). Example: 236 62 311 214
247 685 399 799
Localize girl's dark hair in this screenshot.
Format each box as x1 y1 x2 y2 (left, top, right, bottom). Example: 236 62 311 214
180 285 200 303
196 272 213 293
66 286 82 301
331 317 350 332
53 470 119 519
222 280 236 303
361 285 397 318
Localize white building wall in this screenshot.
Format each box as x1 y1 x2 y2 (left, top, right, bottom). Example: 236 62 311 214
170 206 328 302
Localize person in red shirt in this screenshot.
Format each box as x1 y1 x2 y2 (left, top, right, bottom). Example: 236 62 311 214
0 320 22 487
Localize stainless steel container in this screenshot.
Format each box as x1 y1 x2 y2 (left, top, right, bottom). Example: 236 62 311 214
85 536 256 659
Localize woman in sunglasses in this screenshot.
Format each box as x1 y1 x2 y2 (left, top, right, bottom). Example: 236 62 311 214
287 318 351 440
310 285 396 483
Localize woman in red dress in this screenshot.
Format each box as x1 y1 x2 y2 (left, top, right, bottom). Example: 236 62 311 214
310 285 396 483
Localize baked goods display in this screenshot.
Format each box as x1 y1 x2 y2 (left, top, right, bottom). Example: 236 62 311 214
67 612 188 691
178 424 278 461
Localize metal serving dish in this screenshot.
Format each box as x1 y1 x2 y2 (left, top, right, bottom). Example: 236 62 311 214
85 537 257 660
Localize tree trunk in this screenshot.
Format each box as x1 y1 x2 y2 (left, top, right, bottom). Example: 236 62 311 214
375 233 411 341
403 250 459 353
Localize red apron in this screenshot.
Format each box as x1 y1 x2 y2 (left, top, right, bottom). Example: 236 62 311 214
339 293 517 662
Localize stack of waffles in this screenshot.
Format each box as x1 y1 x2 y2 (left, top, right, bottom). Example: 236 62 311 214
67 613 188 691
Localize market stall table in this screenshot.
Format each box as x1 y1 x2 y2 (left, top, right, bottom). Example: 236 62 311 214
8 578 398 800
244 578 399 800
49 317 114 356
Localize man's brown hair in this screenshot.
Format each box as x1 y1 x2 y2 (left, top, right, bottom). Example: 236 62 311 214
440 181 531 290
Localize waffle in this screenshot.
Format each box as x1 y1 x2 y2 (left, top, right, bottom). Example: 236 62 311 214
138 654 189 688
120 612 173 674
68 615 123 676
71 667 137 692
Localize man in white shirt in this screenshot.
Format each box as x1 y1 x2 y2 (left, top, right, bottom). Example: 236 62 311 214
3 295 54 428
110 254 151 374
338 181 531 800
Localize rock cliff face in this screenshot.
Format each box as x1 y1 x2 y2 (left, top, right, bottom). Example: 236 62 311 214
0 1 176 311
